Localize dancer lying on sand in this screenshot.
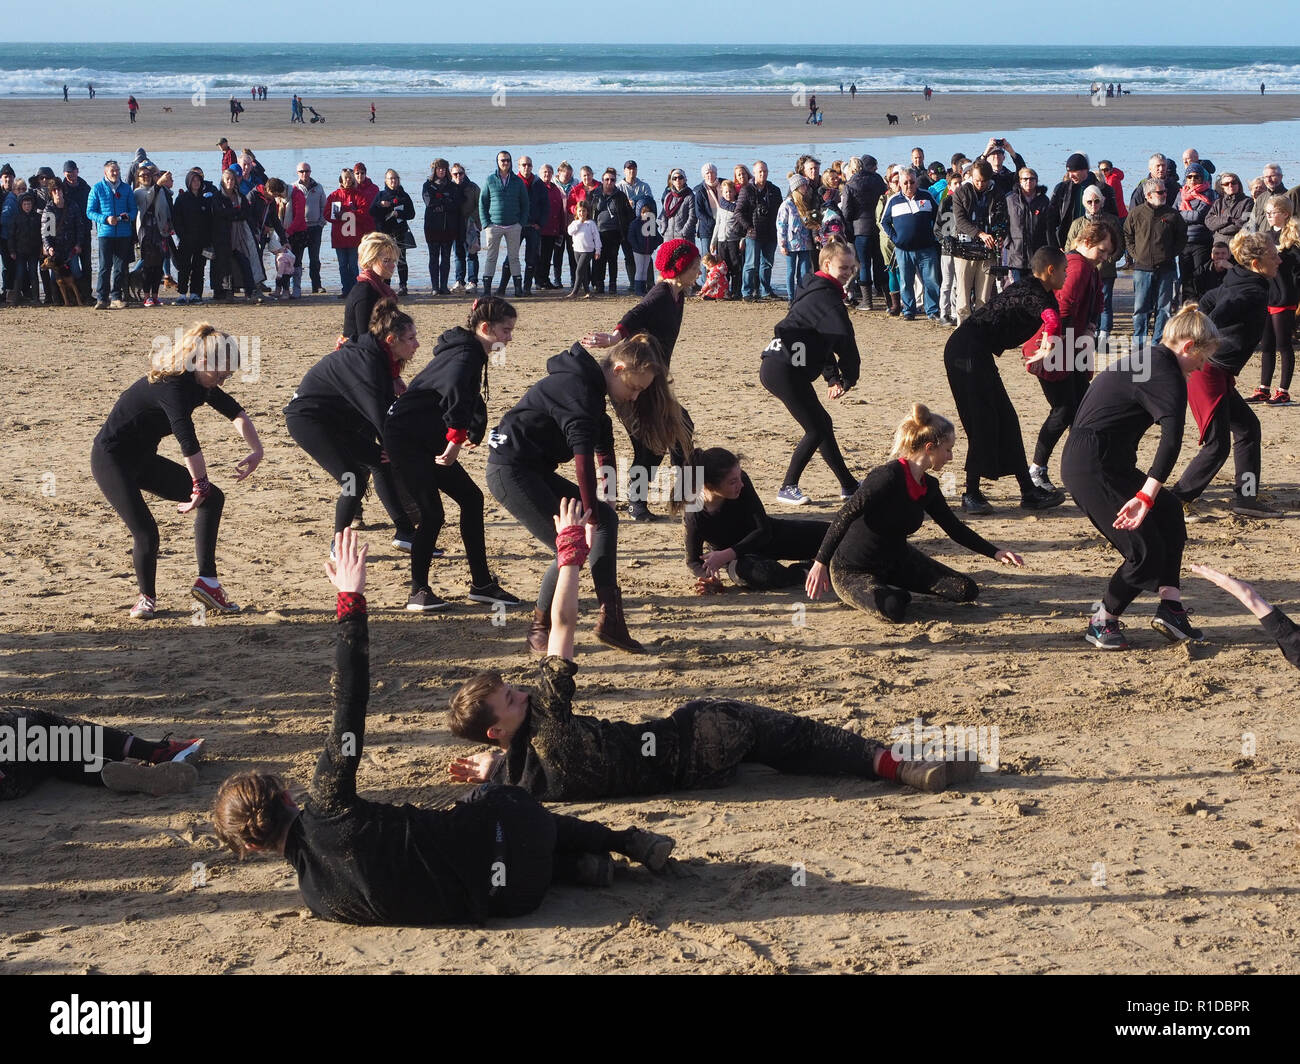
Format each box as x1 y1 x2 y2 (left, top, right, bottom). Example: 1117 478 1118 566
1190 564 1300 668
212 528 675 926
448 499 986 799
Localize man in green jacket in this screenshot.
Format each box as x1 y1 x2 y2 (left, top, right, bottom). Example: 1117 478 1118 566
478 150 529 298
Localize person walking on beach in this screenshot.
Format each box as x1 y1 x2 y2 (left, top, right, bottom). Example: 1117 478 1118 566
88 83 95 99
369 102 376 124
806 94 817 124
127 96 138 124
63 84 68 102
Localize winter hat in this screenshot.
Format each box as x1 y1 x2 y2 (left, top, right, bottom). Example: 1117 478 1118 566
0 163 14 179
624 160 637 170
655 238 700 279
1185 164 1206 179
1065 152 1090 171
62 160 78 173
35 166 56 181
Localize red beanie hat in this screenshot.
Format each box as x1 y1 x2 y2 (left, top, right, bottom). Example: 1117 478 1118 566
655 238 700 279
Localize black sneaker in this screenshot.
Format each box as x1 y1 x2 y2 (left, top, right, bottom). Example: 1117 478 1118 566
628 500 658 522
467 579 521 606
1229 495 1278 517
961 490 993 515
1151 601 1202 642
1085 617 1129 650
1021 484 1067 510
406 587 449 612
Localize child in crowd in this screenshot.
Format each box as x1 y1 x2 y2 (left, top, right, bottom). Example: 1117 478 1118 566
699 252 729 300
566 200 599 299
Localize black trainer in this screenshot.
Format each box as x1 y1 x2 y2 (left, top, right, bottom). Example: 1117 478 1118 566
1020 484 1067 510
961 490 993 515
406 587 449 612
467 579 521 606
628 500 658 522
1151 600 1202 642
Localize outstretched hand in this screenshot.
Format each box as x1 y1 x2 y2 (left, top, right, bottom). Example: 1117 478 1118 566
805 560 831 600
995 549 1024 567
324 528 368 594
553 497 593 544
1113 497 1149 531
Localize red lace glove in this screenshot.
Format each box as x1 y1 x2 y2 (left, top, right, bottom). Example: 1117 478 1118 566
337 592 367 619
178 476 211 514
556 524 589 569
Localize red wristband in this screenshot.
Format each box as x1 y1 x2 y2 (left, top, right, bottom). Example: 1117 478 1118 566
191 476 211 498
337 591 366 619
556 524 590 569
1135 490 1154 507
446 427 469 444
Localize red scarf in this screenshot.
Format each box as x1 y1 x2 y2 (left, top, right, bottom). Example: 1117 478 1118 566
358 268 396 302
378 336 407 394
899 458 927 500
663 190 688 218
814 270 846 298
1178 182 1212 211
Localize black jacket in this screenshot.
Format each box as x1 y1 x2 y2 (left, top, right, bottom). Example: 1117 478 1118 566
420 177 460 242
764 274 860 388
1205 191 1253 241
286 332 399 439
1002 187 1052 270
371 184 415 245
487 344 615 472
736 180 782 241
1199 264 1270 376
386 326 489 445
588 187 631 235
1048 175 1116 249
842 171 889 237
173 173 215 248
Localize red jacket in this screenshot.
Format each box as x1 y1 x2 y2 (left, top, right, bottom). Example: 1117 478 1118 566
1022 251 1101 380
1103 167 1127 220
353 178 380 237
285 185 307 237
566 180 599 222
542 182 566 237
326 187 365 248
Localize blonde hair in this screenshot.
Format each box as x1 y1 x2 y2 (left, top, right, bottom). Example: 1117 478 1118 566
149 322 237 382
818 241 855 270
1230 230 1274 270
358 231 399 272
891 404 955 458
1265 195 1300 250
1159 303 1220 358
605 333 692 512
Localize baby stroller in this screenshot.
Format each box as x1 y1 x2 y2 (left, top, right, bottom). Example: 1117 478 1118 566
307 105 326 124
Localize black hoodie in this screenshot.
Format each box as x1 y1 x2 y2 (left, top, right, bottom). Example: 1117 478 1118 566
763 273 860 387
286 333 399 438
172 169 215 247
387 326 488 445
487 343 615 472
1198 264 1270 376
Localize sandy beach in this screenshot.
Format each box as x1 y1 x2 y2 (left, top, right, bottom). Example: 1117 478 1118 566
3 92 1300 155
1 275 1298 974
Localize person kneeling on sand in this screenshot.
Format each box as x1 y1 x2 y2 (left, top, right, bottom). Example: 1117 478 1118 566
448 499 986 799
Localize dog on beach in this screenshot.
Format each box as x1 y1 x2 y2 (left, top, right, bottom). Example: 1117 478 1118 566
911 112 930 123
162 106 173 113
41 255 85 306
886 113 899 126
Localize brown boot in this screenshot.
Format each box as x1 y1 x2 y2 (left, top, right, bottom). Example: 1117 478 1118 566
527 607 551 655
594 586 645 654
887 291 901 316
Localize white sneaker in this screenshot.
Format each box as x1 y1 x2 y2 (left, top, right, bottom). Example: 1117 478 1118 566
449 281 465 293
130 594 157 620
776 485 810 505
1029 465 1057 492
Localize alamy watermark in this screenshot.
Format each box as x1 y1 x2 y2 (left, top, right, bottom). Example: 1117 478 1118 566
0 719 104 772
150 328 261 383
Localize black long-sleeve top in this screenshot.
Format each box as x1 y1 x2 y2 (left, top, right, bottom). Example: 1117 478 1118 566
285 333 398 439
764 274 860 387
815 459 998 569
386 326 488 445
341 279 383 343
1069 343 1187 483
1261 609 1300 669
284 602 488 925
615 281 684 363
682 471 776 575
95 373 244 459
958 274 1059 354
1199 265 1270 377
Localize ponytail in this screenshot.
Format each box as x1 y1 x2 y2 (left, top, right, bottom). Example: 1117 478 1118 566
890 403 955 459
368 297 413 341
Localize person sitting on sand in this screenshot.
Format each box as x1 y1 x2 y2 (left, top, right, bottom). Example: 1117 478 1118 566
448 500 986 799
212 527 675 924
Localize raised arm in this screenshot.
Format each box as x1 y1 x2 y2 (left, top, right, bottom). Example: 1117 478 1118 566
547 498 591 661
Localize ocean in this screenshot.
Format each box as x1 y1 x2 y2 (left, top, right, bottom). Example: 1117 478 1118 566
2 43 1300 98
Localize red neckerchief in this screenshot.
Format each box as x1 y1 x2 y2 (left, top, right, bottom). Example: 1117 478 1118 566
899 458 927 501
377 336 407 394
815 270 846 299
358 268 396 303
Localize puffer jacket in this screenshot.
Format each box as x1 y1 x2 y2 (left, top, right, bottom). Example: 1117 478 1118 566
777 191 812 253
1177 182 1216 246
659 187 696 241
86 177 136 238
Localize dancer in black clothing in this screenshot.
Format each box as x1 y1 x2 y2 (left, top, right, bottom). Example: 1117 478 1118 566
805 405 1025 623
584 238 701 521
760 242 862 506
1 707 202 800
1190 564 1300 668
487 333 690 655
92 323 263 620
1170 232 1281 519
448 499 985 797
285 299 419 552
211 528 675 925
943 247 1070 516
384 297 521 612
684 447 828 592
1061 305 1220 650
340 233 400 343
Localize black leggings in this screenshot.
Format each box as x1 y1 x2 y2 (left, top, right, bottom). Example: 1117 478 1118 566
1033 370 1090 468
1259 308 1296 391
675 700 884 788
459 784 643 916
384 428 491 589
1170 387 1261 503
487 462 617 611
1063 427 1186 616
0 708 134 801
285 410 415 536
829 549 978 623
596 232 621 291
91 443 224 597
176 241 206 296
759 358 858 493
727 518 829 589
627 406 695 504
718 239 743 298
570 252 593 295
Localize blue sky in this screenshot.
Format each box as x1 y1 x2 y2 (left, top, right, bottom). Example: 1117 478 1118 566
4 2 1295 44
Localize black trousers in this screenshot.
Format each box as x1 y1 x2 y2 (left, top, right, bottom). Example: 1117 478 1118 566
384 426 491 589
944 334 1030 482
487 462 618 611
759 357 858 493
176 240 207 296
718 239 743 298
1033 370 1090 468
626 406 695 504
1179 244 1212 301
539 235 558 284
1063 427 1186 616
91 443 224 597
729 518 829 589
1259 309 1296 391
1170 387 1262 502
674 700 884 789
829 549 978 622
285 409 415 536
595 231 621 291
0 709 133 802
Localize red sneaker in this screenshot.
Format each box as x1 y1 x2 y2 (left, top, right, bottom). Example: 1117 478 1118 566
151 737 205 765
1266 389 1292 406
1244 386 1269 403
191 581 241 614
